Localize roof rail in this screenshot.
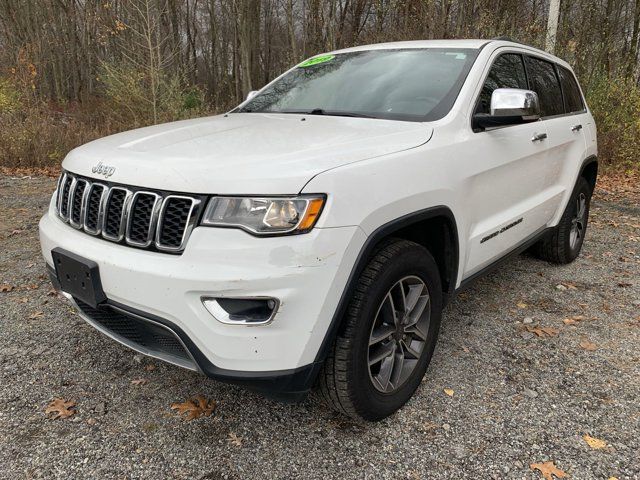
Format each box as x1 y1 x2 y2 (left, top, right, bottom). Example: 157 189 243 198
491 36 536 49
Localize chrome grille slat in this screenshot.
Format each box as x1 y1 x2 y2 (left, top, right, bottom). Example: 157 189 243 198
58 173 74 220
69 179 89 228
102 187 132 242
55 173 65 212
155 196 201 252
54 172 200 254
125 191 162 247
84 183 107 235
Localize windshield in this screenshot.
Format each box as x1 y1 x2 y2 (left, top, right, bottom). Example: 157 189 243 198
237 48 479 122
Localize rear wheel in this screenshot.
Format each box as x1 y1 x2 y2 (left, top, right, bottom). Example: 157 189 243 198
319 239 443 421
534 176 592 264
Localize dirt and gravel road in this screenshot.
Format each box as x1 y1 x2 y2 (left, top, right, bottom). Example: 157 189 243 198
0 174 638 480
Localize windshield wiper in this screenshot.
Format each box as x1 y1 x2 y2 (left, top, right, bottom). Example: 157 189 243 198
307 108 376 119
244 108 377 119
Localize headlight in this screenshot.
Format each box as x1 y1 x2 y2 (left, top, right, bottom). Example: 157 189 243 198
201 195 325 235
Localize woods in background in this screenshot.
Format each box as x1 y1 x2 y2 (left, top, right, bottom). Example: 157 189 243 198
0 0 639 170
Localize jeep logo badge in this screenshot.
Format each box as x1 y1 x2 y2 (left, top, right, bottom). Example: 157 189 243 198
92 161 116 178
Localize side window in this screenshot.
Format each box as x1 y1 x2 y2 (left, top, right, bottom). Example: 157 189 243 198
524 56 564 117
558 66 585 113
475 53 527 114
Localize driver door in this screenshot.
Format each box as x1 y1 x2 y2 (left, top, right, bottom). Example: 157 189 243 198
460 51 553 278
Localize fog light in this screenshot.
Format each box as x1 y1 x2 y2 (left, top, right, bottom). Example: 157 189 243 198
202 297 279 326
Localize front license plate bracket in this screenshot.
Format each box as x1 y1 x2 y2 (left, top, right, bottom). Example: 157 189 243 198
51 247 107 308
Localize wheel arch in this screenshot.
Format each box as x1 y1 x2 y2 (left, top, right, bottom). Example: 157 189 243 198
579 154 598 192
314 205 459 364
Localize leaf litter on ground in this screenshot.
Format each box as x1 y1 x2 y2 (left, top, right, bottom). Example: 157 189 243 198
171 395 216 421
530 461 567 480
526 326 560 338
45 398 76 419
583 434 607 449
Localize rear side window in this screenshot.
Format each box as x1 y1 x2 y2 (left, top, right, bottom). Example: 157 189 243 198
475 53 528 114
558 66 585 113
524 56 564 117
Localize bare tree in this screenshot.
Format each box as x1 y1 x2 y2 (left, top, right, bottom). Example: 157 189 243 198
0 0 639 108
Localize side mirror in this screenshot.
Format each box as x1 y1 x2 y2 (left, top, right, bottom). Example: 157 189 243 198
245 90 259 102
473 88 540 130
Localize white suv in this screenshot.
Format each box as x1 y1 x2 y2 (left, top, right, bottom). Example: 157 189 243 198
39 39 597 420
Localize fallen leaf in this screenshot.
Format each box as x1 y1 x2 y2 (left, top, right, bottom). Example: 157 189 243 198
0 284 13 292
131 378 148 386
526 326 559 337
530 461 567 480
563 315 587 325
45 398 76 419
171 395 216 421
517 301 528 309
29 311 44 319
228 432 243 446
583 434 607 449
580 340 598 351
443 388 454 397
144 364 156 371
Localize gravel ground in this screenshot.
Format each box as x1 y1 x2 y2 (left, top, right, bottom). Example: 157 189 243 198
0 174 638 480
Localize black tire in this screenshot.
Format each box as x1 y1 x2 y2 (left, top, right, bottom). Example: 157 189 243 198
319 238 443 421
533 176 592 264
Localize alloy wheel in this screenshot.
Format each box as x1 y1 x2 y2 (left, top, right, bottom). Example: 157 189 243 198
367 275 431 393
570 192 587 249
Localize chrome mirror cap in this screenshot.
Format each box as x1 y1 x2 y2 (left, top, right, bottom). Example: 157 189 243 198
490 88 541 120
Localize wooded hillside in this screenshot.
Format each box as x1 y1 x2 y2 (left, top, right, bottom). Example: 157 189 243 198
0 0 639 170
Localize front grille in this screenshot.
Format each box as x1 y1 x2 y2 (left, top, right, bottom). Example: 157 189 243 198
55 172 202 253
74 299 196 369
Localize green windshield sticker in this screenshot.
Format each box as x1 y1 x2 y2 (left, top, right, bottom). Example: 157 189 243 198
299 54 335 67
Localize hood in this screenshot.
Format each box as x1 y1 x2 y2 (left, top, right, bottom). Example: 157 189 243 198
63 112 432 194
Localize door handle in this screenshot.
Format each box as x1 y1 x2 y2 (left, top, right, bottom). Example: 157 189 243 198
531 132 547 142
571 124 583 132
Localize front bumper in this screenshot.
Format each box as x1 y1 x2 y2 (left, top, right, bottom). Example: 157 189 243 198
40 200 365 396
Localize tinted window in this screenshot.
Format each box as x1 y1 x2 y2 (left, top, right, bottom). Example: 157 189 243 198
475 53 528 114
525 56 564 117
239 48 479 122
558 66 585 113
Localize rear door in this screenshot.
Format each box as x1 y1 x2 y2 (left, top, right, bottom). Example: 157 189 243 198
460 51 551 277
523 56 588 223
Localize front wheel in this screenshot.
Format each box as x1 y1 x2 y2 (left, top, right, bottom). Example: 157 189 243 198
319 239 443 421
